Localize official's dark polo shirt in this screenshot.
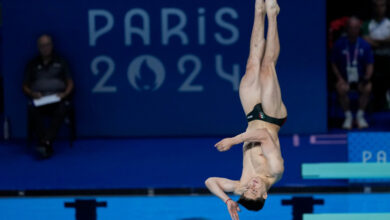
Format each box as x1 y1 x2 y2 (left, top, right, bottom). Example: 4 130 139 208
24 55 72 94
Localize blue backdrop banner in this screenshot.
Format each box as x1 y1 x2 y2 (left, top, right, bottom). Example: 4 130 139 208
348 132 390 183
3 0 326 137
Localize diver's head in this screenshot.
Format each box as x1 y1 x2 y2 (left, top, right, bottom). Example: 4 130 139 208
237 177 268 211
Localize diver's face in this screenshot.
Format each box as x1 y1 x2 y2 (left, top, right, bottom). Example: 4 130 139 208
243 177 267 200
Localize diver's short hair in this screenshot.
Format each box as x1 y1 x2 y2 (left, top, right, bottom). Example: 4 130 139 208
237 195 265 211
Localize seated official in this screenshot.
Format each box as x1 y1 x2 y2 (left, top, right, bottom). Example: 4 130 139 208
22 34 74 158
331 17 374 130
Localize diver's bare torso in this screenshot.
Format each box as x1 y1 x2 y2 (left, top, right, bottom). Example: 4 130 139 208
237 130 283 194
236 58 287 192
236 122 285 194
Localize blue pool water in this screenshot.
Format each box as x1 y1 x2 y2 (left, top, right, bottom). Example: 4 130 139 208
1 193 389 220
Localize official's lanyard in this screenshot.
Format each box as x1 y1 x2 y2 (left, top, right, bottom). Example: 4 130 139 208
346 40 359 67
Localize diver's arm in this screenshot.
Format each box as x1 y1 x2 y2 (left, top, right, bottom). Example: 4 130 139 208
205 177 238 202
215 129 269 152
205 177 241 220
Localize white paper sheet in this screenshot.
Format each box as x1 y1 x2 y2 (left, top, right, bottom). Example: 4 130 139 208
33 94 61 107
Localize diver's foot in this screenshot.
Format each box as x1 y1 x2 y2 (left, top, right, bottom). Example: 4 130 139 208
255 0 266 14
265 0 280 16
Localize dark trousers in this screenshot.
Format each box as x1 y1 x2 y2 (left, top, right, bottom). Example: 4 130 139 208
372 74 390 110
28 101 69 142
373 55 390 110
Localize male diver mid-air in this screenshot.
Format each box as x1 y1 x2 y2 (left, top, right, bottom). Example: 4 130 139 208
205 0 287 219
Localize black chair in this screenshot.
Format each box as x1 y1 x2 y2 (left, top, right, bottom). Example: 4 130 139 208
27 100 76 147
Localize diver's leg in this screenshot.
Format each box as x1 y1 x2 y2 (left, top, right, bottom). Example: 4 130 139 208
239 0 266 113
246 0 266 73
259 0 286 118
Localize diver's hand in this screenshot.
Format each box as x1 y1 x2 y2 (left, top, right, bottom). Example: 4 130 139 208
215 138 235 152
226 199 241 220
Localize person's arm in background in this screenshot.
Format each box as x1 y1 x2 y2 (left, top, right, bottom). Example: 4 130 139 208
57 59 74 99
364 64 374 83
23 84 42 99
363 42 375 84
58 79 74 99
22 62 42 99
330 40 349 87
363 35 380 48
362 20 380 48
331 62 346 84
367 34 390 46
361 20 390 47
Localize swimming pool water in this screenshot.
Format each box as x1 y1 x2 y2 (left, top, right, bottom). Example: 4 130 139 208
0 193 389 220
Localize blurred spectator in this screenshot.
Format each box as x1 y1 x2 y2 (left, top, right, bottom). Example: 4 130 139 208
363 0 390 111
22 34 74 158
331 17 374 130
